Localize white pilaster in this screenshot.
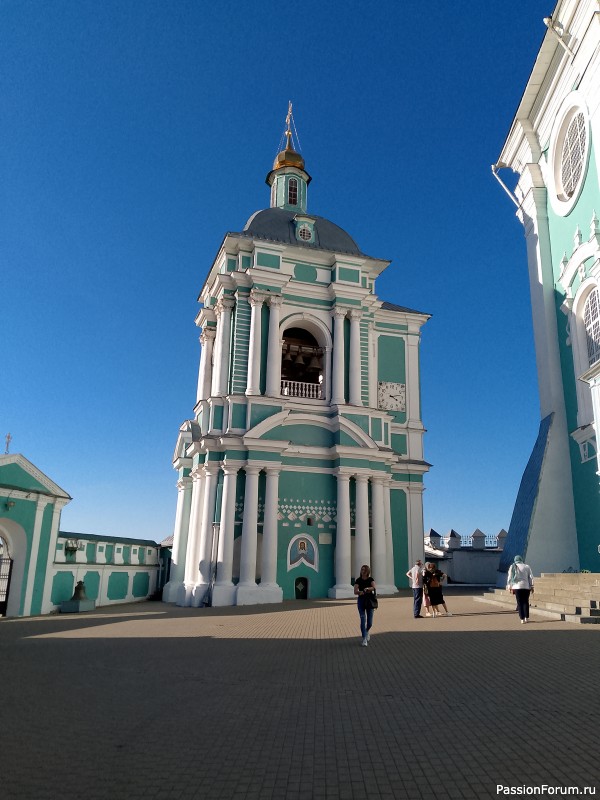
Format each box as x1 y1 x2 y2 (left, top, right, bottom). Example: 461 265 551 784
383 477 398 591
236 464 261 605
192 462 220 607
353 474 370 577
163 476 192 603
348 309 362 405
266 295 283 397
23 496 52 616
212 463 240 607
406 324 425 459
246 291 264 396
197 328 216 403
331 307 346 405
260 466 283 603
41 499 68 614
328 471 354 598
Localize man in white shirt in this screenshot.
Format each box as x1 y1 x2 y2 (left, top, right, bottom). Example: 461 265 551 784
406 559 424 619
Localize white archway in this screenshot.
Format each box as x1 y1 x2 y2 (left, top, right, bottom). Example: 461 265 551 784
0 518 28 617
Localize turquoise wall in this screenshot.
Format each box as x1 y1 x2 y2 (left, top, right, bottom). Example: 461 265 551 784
276 471 336 599
546 140 600 570
51 571 75 604
390 488 408 587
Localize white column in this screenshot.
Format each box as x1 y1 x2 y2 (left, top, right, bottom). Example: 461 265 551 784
328 471 354 598
371 476 390 593
191 462 220 606
180 467 204 605
23 496 51 616
212 463 240 607
236 464 261 604
331 307 347 405
212 297 235 396
406 484 425 580
197 328 216 402
266 295 283 397
163 476 192 603
383 477 397 591
261 466 283 598
348 309 362 406
246 292 263 396
353 474 370 577
211 306 224 396
322 345 332 401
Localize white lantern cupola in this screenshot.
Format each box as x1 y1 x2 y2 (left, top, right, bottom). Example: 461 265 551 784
266 102 311 215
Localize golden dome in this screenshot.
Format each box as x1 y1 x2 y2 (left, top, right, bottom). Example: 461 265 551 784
272 129 305 171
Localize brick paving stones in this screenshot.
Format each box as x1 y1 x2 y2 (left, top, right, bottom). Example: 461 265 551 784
0 590 598 800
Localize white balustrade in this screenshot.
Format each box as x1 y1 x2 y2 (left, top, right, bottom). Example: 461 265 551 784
280 379 323 399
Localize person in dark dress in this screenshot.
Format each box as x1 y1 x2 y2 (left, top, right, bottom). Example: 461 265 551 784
423 562 451 617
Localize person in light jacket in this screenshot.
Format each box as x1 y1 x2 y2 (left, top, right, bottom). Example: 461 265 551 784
506 555 534 624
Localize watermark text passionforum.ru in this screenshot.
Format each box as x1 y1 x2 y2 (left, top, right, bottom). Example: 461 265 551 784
497 788 596 796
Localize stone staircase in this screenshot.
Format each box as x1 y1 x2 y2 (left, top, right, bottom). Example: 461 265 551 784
476 572 600 624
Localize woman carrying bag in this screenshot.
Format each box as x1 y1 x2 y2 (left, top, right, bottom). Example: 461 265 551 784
354 564 378 647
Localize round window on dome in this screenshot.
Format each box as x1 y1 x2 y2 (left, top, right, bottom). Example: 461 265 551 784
298 225 312 241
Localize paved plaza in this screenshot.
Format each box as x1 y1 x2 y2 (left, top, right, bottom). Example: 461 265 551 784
1 589 598 800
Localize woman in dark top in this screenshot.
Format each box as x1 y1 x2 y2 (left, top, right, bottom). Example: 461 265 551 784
354 564 377 646
423 562 451 617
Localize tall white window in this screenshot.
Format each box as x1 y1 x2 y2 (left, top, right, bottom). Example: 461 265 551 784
288 177 298 206
584 288 600 366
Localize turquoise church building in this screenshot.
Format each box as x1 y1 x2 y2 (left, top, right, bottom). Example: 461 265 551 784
163 113 430 607
495 0 600 577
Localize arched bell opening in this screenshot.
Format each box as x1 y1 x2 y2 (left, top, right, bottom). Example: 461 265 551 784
281 327 324 400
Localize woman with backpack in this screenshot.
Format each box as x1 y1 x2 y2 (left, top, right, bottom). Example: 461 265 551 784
423 562 451 617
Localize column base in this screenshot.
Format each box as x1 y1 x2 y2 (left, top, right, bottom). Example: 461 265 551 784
191 582 209 607
376 584 399 596
328 584 355 599
211 583 237 607
236 583 283 606
176 583 194 607
162 580 184 604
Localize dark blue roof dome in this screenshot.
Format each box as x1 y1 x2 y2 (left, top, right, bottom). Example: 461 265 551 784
240 207 362 255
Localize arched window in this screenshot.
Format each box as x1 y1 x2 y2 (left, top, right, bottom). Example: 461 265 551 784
288 177 298 206
584 288 600 366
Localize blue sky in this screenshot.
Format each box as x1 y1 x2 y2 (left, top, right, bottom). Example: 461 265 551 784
2 0 550 542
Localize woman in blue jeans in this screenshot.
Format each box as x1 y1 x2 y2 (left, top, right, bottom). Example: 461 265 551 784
354 564 377 647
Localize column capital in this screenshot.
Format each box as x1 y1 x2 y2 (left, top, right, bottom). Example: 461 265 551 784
200 327 217 345
268 294 283 308
348 308 362 321
370 473 385 485
331 306 348 320
244 463 262 476
216 296 236 313
354 473 369 484
335 469 352 481
176 476 193 490
221 462 243 476
264 464 282 476
249 289 267 307
190 465 204 481
202 461 221 477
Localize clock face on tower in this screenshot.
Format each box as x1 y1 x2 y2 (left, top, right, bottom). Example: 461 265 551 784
377 381 406 411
